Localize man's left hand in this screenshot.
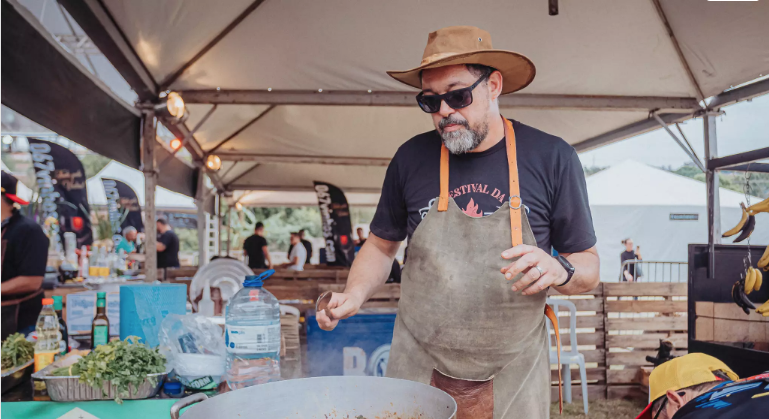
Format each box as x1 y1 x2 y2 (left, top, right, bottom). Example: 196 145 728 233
500 245 567 295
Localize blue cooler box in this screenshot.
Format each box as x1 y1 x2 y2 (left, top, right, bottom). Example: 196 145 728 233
306 308 396 377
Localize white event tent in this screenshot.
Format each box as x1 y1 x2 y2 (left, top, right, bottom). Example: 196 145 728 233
587 161 768 282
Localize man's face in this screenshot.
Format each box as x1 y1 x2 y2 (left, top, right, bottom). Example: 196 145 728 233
420 65 496 154
126 231 137 242
290 234 299 245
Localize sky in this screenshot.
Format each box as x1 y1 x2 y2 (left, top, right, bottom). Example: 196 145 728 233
578 93 769 169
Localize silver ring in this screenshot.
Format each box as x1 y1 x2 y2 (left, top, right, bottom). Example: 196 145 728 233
534 265 544 279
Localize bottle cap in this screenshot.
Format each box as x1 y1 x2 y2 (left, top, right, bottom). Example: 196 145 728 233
97 292 106 299
42 298 54 305
244 269 275 287
52 295 63 311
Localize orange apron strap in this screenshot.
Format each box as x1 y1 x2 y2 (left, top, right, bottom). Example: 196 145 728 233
544 304 564 414
503 118 523 247
438 144 450 212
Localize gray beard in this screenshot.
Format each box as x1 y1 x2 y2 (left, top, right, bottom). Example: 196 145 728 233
440 121 489 154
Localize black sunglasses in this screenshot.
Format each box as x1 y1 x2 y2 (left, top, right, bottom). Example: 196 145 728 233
416 73 490 113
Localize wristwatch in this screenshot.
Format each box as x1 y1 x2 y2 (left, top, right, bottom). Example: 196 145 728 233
553 255 575 286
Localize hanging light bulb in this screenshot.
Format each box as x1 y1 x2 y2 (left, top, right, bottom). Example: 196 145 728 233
155 91 187 122
2 135 13 145
235 202 243 211
170 138 182 150
205 154 222 171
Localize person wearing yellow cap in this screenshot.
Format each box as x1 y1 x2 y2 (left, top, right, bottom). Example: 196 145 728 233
2 171 50 340
636 353 769 419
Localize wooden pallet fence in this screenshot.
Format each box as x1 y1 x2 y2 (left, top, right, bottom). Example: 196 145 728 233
604 282 688 399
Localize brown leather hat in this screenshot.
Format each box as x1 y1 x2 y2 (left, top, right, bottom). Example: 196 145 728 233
387 26 536 95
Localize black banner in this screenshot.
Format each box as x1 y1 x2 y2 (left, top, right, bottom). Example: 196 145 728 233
314 181 355 267
101 178 144 242
28 138 93 247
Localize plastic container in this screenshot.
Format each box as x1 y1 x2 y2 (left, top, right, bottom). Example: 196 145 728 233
34 298 60 372
306 308 397 377
163 381 184 398
198 285 215 317
224 270 281 389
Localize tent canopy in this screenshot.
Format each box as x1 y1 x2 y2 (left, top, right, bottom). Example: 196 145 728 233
53 0 768 195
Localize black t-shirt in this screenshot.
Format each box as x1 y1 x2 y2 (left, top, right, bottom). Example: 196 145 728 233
671 373 769 418
301 239 313 264
2 209 49 338
371 119 596 254
621 250 639 279
157 229 180 268
244 234 268 269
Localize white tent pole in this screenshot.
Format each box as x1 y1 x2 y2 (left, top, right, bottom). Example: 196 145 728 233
704 112 720 276
196 170 208 266
226 205 232 257
141 108 158 282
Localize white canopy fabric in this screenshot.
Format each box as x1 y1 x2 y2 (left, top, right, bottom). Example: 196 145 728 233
587 161 768 282
86 161 196 211
232 189 381 208
42 0 767 193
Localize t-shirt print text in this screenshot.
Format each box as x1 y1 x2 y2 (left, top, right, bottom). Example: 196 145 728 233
419 183 526 219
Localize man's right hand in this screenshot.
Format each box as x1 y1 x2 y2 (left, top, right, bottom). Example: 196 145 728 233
316 292 364 331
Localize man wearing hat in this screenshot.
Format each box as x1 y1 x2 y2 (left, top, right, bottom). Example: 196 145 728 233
2 171 49 340
637 353 769 419
317 26 599 418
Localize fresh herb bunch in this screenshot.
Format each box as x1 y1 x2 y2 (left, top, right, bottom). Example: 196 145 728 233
1 333 35 370
51 336 165 403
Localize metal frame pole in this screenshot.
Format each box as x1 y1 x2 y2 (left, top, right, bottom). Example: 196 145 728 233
217 193 223 257
196 170 208 266
141 109 158 282
704 113 720 276
226 206 232 257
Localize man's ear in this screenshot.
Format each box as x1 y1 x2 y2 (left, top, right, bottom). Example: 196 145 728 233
666 389 686 409
487 70 503 101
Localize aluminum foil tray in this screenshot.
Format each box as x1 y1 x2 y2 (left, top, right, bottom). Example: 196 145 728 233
1 359 34 394
32 363 166 402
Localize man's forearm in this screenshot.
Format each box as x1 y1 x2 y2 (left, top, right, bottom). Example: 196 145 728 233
1 276 43 296
344 234 400 304
557 247 600 295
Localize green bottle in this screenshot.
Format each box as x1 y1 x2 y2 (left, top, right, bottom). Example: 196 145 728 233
91 292 110 349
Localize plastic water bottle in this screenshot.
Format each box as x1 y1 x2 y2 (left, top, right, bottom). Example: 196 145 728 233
225 270 281 389
34 298 61 372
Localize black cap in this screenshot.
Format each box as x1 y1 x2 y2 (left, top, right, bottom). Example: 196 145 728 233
1 171 29 205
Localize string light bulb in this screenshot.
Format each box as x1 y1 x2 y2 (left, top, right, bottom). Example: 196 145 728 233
205 154 222 171
170 138 182 150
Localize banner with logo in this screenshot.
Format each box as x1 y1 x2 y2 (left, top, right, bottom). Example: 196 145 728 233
28 138 93 247
314 181 355 267
101 178 144 246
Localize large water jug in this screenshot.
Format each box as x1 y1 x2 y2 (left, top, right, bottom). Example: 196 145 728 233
225 270 281 389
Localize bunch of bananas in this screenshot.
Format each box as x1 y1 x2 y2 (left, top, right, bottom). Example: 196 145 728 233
744 266 763 294
723 197 769 242
758 245 769 271
732 278 756 315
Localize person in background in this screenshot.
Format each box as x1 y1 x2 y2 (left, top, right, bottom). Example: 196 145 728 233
115 226 138 254
635 353 768 419
1 171 49 339
298 229 313 265
621 238 642 282
356 227 367 246
156 218 180 268
281 232 306 271
243 222 272 269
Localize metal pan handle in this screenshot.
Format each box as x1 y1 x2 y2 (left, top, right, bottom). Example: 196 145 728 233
170 392 208 419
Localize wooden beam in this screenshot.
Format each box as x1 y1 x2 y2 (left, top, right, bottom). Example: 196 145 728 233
605 300 687 313
217 153 391 166
603 283 687 296
606 317 688 331
141 110 158 282
179 89 699 111
226 184 382 193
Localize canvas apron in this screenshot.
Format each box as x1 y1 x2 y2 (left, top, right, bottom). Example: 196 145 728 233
386 118 562 419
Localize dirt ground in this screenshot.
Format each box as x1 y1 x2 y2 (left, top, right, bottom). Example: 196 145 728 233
551 399 646 419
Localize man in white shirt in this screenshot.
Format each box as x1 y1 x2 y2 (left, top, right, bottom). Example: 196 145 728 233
283 232 306 271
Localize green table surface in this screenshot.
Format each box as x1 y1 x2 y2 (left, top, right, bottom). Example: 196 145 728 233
1 399 178 419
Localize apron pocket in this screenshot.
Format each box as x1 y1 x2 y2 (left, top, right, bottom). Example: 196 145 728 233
431 369 494 419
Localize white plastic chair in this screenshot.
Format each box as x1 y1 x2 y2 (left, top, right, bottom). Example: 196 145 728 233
546 298 588 415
